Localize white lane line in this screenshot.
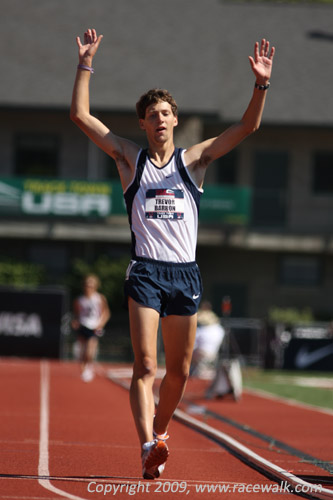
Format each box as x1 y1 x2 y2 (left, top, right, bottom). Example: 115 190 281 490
38 360 88 500
107 369 333 500
172 407 333 500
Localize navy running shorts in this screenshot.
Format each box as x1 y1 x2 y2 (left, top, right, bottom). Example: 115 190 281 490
124 257 203 317
77 325 97 340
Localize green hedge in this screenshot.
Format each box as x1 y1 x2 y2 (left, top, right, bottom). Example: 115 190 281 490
0 257 45 287
0 254 128 311
64 255 129 310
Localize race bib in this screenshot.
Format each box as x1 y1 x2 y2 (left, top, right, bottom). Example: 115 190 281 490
145 189 184 220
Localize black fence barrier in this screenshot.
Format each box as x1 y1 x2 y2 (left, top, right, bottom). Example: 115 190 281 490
0 286 69 359
220 319 333 371
263 322 333 371
220 318 264 366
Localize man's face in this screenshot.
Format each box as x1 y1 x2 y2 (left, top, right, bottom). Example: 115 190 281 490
139 100 178 144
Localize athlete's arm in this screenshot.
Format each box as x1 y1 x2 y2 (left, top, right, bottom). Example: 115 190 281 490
71 299 81 330
70 29 139 190
95 294 111 331
184 39 275 188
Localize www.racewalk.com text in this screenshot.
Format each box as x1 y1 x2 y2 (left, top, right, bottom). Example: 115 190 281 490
87 480 322 495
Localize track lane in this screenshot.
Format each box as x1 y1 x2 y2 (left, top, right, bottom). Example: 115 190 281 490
0 359 56 499
178 374 333 497
1 359 331 499
180 390 332 467
47 361 282 499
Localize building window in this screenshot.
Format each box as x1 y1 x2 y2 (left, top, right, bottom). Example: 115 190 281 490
312 151 333 194
279 255 321 287
15 134 59 177
252 150 289 228
28 244 68 274
216 150 237 185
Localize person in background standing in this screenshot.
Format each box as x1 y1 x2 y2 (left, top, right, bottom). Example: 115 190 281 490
71 274 111 382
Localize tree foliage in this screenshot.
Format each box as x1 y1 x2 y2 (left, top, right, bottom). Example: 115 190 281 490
0 257 45 287
66 255 129 310
0 254 128 312
268 306 314 325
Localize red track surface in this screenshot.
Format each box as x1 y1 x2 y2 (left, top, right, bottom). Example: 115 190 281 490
179 377 333 478
0 359 332 499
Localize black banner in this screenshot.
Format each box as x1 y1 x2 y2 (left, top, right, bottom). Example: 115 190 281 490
0 287 68 358
283 338 333 371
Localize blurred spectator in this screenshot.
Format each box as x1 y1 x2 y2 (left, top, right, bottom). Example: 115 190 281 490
71 274 111 382
190 301 225 377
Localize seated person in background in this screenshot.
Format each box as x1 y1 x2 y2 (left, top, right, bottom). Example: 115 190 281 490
190 301 225 377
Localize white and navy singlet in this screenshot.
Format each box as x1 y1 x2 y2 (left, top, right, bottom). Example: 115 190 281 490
124 148 203 263
77 293 103 330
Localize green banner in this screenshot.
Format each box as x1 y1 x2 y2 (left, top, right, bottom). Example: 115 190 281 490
0 177 250 224
200 185 251 225
0 177 126 217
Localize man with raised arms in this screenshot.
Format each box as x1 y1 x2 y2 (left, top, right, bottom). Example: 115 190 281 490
71 29 274 479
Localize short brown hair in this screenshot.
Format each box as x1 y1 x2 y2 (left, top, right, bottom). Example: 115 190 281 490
83 273 100 290
136 89 178 119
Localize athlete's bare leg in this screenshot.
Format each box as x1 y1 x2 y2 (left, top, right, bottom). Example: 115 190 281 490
153 314 197 435
85 336 98 364
128 297 160 446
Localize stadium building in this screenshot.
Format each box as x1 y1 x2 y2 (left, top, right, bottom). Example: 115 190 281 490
1 0 333 324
